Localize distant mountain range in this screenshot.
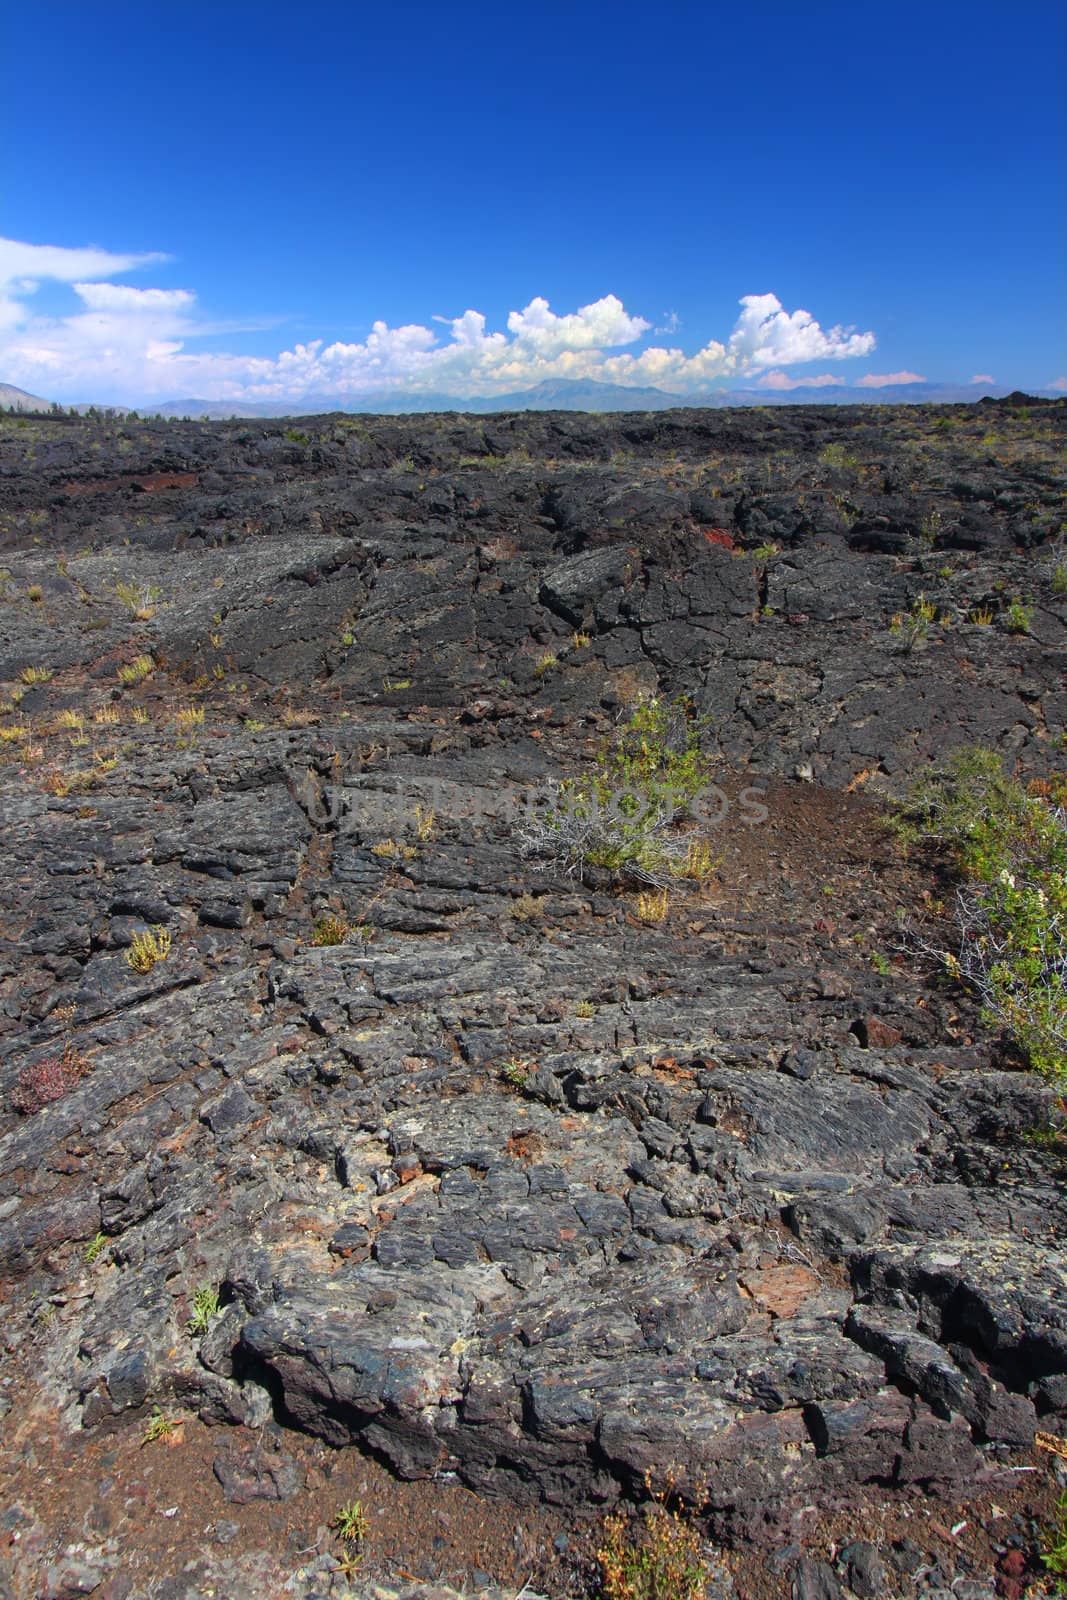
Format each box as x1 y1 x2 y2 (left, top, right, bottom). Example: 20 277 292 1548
3 375 1063 420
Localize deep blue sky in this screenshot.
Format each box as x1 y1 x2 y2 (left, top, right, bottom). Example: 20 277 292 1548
1 0 1064 402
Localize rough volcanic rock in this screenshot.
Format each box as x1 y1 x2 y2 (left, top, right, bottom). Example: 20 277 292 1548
0 399 1065 1593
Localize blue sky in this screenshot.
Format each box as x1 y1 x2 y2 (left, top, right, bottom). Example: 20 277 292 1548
1 0 1064 404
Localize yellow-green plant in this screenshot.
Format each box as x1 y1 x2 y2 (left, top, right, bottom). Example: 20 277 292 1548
114 579 163 618
186 1284 221 1336
636 887 670 924
1043 1490 1067 1593
117 653 154 685
598 1476 707 1600
84 1231 109 1266
141 1405 181 1445
310 913 349 947
1004 596 1033 634
333 1500 369 1544
523 697 714 885
125 925 172 973
19 665 53 685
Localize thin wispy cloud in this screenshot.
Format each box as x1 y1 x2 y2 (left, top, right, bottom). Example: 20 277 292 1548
0 236 878 403
856 370 926 387
755 370 845 391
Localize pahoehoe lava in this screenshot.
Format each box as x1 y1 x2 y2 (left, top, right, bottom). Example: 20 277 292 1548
0 397 1065 1596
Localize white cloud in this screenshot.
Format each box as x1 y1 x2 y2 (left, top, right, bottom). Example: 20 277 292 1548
729 293 875 370
505 293 648 353
0 236 881 404
755 370 845 390
856 370 926 387
1049 376 1067 392
971 373 995 384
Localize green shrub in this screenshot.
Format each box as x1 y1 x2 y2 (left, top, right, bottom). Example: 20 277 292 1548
1004 596 1034 634
1043 1490 1067 1592
523 697 713 885
186 1283 221 1336
598 1477 707 1600
896 748 1067 1084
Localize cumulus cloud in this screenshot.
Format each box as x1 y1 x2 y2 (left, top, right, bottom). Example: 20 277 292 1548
1049 376 1067 391
856 370 926 387
0 236 881 404
971 373 995 384
729 293 875 370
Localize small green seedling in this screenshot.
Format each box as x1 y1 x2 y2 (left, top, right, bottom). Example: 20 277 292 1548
333 1500 369 1544
84 1230 109 1265
141 1405 181 1445
186 1283 222 1336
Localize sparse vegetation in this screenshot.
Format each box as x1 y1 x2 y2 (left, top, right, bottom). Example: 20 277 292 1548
333 1500 369 1545
9 1040 91 1115
371 837 417 862
18 665 53 685
889 594 937 653
1004 596 1034 634
636 886 670 923
125 925 172 973
114 579 163 618
522 696 714 886
84 1231 109 1266
141 1405 181 1445
117 653 155 685
896 747 1067 1085
186 1283 222 1335
310 913 350 947
598 1475 708 1600
1042 1490 1067 1593
500 1058 532 1088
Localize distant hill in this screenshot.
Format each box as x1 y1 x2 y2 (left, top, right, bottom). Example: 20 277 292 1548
0 382 56 412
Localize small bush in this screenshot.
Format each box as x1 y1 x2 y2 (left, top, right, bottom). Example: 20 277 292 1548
9 1042 91 1115
114 579 163 619
84 1231 109 1266
598 1478 707 1600
889 594 937 654
125 925 172 973
523 697 714 887
896 748 1067 1084
1043 1489 1067 1592
310 913 349 947
636 887 670 924
141 1405 181 1446
117 653 155 686
1004 596 1034 634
